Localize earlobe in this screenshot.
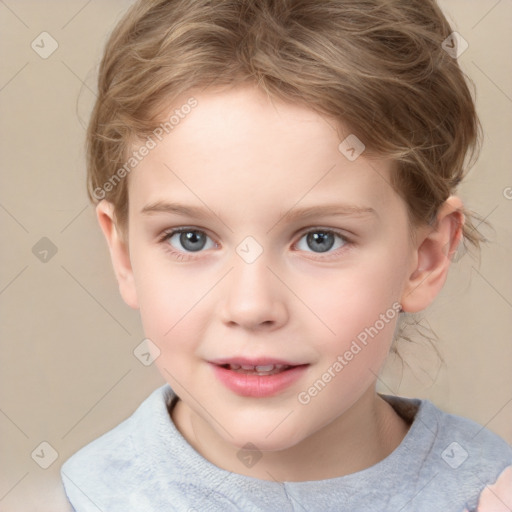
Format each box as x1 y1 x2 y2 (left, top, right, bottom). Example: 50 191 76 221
400 196 464 313
96 201 139 309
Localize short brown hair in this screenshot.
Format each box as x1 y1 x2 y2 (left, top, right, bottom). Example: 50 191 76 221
87 0 483 249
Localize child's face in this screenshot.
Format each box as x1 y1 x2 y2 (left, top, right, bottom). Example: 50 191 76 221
119 85 420 451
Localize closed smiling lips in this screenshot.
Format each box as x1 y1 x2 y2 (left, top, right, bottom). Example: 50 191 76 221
208 358 310 397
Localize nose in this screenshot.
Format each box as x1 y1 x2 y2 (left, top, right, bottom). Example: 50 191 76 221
219 254 288 331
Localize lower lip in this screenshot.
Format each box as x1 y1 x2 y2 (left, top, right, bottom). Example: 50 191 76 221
210 364 309 397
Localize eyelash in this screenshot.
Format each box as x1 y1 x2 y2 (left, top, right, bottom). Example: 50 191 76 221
158 227 353 262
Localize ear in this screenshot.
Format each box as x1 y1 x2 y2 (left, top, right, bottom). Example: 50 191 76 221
96 200 139 309
400 196 464 313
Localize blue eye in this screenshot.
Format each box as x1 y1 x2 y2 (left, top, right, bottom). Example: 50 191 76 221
163 229 215 253
160 227 350 260
295 230 348 254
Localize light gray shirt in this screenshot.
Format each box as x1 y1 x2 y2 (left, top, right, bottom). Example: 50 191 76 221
61 385 512 511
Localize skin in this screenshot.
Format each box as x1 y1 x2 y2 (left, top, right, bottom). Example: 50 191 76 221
464 465 512 512
97 84 464 482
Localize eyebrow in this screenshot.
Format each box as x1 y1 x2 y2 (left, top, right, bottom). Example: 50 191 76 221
278 204 377 223
140 201 377 222
141 201 215 219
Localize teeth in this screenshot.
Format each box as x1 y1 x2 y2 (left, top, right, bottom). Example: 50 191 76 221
227 363 289 374
255 364 274 371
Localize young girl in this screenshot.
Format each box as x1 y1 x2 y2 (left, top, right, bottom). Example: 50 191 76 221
61 0 512 510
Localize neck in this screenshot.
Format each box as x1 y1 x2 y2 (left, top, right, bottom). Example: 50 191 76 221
171 385 410 482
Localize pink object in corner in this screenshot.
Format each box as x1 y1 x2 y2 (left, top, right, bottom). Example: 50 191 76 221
463 465 512 512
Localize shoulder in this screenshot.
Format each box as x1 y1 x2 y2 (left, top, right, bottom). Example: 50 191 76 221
61 385 176 508
424 398 512 469
426 399 512 510
382 394 512 511
384 393 512 466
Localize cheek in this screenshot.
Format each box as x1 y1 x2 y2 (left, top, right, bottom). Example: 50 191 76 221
295 252 405 391
129 247 204 349
136 273 207 381
296 270 401 416
303 255 405 336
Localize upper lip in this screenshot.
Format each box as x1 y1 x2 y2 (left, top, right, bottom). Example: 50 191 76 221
209 357 308 367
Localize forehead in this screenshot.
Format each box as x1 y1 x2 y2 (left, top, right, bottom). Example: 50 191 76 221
128 85 398 219
151 84 343 166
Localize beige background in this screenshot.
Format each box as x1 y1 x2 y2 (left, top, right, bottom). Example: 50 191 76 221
1 1 511 510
